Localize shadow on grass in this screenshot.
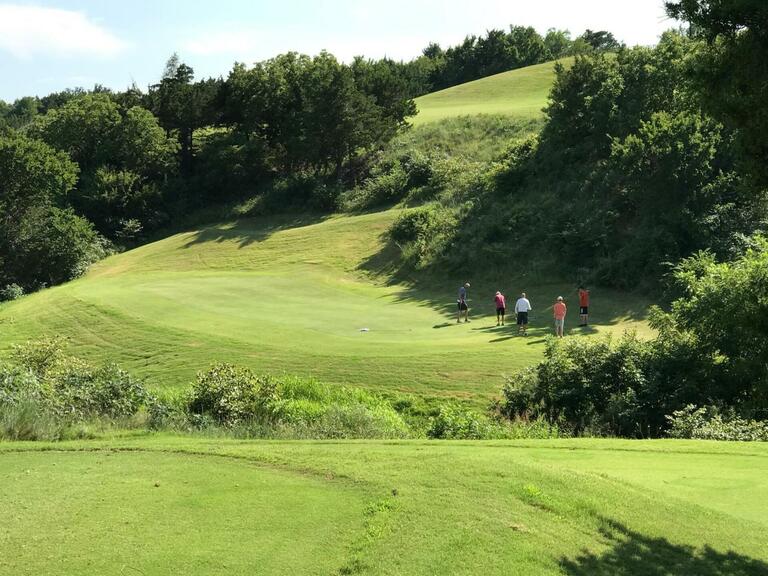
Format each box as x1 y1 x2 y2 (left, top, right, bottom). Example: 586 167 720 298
182 213 329 249
358 235 650 327
561 520 768 576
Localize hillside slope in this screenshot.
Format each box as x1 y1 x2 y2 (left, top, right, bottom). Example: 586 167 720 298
0 209 647 400
412 58 572 125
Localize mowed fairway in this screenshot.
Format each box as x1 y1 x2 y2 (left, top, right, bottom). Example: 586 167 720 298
1 438 767 575
412 59 572 125
0 210 647 401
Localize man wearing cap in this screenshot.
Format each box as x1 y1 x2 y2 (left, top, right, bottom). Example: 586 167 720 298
514 292 532 336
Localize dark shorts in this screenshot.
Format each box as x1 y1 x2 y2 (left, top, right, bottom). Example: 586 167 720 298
496 307 506 315
517 311 529 325
580 306 589 315
458 300 468 311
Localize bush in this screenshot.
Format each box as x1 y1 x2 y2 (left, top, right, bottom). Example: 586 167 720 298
0 396 64 441
666 405 768 442
0 283 23 301
189 363 276 426
188 364 410 438
427 403 561 440
4 338 151 421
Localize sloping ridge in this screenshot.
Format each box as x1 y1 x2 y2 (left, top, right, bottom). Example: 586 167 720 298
412 58 572 125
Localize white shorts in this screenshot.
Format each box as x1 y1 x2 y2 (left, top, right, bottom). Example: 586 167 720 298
554 318 564 328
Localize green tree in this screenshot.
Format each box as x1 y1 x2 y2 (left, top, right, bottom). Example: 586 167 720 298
0 132 100 290
148 55 221 175
666 0 768 187
543 28 573 59
31 94 178 238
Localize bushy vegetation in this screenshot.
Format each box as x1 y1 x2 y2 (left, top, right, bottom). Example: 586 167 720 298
0 338 152 440
0 132 107 292
386 31 767 288
181 362 410 439
666 405 768 442
427 403 562 440
499 242 768 437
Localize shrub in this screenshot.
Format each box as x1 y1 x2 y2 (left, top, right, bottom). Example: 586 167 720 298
5 338 151 421
666 405 768 441
189 363 276 426
187 364 410 437
0 396 64 441
427 403 561 440
0 283 24 301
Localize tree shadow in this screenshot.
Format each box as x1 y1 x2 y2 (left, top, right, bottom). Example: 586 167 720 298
182 213 329 249
561 519 768 576
357 235 650 326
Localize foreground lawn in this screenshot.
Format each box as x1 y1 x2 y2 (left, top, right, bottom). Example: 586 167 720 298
0 210 648 402
1 437 766 575
412 59 572 125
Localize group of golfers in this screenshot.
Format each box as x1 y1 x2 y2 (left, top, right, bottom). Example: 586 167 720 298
457 283 590 337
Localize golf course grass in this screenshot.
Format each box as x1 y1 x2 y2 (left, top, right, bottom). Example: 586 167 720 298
2 437 766 575
0 209 648 402
412 58 572 125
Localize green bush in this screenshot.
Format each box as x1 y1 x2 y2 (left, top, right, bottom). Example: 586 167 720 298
188 364 410 438
666 405 768 442
0 396 64 441
189 363 276 426
0 283 23 301
427 403 562 440
4 338 151 422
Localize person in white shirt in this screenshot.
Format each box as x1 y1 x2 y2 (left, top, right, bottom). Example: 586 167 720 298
514 292 532 336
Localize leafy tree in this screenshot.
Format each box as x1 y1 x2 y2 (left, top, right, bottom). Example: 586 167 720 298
578 29 622 51
659 242 768 416
31 94 178 238
666 0 768 187
543 28 573 59
0 131 77 224
3 97 40 129
148 55 221 175
0 132 100 290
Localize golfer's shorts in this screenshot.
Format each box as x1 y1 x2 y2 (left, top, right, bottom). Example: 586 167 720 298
517 311 529 325
554 318 564 329
458 300 468 311
580 306 589 315
496 307 506 315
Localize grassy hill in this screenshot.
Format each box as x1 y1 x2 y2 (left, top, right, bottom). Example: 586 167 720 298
0 209 647 403
2 437 767 575
412 59 571 126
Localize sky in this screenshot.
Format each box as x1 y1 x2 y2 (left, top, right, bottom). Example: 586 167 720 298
0 0 680 102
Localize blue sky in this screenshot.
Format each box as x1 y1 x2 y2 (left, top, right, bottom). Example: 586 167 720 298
0 0 678 102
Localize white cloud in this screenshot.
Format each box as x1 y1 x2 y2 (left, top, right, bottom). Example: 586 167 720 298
0 4 126 59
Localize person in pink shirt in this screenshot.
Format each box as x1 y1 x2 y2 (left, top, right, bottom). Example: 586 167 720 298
553 296 567 338
494 291 506 326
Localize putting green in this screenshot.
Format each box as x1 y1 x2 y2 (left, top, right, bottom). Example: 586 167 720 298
0 210 648 400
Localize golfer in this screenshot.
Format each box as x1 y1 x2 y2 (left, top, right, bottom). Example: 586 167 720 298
457 282 470 323
494 291 506 326
514 292 532 336
578 286 590 326
553 296 567 338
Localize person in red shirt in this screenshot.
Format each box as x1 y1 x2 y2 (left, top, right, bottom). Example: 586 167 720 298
553 296 567 338
578 286 590 326
494 291 506 326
